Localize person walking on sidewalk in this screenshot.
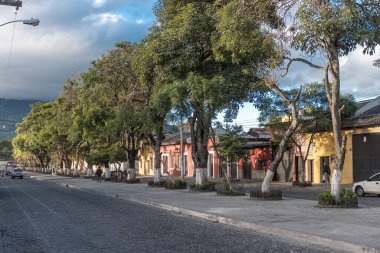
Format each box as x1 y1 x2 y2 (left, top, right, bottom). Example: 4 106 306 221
96 166 103 183
322 162 330 186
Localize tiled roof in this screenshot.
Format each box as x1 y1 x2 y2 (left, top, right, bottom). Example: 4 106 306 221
162 132 191 145
342 114 380 129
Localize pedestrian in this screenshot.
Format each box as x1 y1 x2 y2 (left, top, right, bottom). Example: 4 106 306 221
96 166 102 183
322 162 330 186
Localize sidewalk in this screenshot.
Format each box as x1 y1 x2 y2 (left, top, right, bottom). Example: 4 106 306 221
30 173 380 253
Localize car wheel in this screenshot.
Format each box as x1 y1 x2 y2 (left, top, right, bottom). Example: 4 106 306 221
20 176 23 179
355 186 365 197
11 176 14 179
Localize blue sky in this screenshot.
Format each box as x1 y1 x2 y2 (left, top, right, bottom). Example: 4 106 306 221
0 0 379 130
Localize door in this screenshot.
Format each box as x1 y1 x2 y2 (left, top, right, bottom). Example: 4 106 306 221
184 155 188 176
231 162 238 180
208 154 214 178
162 156 168 175
320 156 329 183
353 133 380 182
307 159 313 183
243 160 251 179
295 156 304 182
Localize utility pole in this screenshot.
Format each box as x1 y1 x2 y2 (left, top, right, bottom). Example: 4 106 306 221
0 0 22 9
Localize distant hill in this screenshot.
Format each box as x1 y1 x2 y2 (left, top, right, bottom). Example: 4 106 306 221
0 99 41 140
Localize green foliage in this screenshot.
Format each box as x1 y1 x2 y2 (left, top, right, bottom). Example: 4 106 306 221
164 180 188 189
213 124 247 162
318 189 358 207
293 0 380 56
0 140 13 160
217 183 233 195
217 183 245 196
189 181 217 192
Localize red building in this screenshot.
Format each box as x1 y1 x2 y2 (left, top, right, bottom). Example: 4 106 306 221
159 128 272 181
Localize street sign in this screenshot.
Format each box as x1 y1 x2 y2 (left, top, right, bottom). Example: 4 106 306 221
0 0 22 8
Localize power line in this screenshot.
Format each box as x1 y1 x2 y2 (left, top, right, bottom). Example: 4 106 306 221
6 11 17 72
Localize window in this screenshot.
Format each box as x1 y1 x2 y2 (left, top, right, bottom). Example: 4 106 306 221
370 174 380 181
256 160 265 170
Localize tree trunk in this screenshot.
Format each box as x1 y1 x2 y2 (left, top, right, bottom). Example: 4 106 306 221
73 141 84 176
325 42 347 200
196 168 206 185
189 113 211 185
153 142 161 183
127 158 136 181
86 160 93 177
65 159 71 176
261 80 301 193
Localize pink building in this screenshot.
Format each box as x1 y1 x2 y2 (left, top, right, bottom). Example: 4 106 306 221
158 128 273 181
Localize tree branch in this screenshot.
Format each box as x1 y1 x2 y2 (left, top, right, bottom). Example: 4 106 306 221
281 57 324 77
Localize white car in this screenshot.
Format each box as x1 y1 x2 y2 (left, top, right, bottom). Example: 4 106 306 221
353 173 380 197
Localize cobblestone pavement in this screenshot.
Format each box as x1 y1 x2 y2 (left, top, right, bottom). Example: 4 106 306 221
0 176 346 253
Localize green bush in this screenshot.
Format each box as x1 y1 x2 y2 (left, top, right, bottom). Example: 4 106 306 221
249 189 282 200
217 184 245 196
189 181 217 192
164 180 187 189
318 189 358 207
340 188 358 206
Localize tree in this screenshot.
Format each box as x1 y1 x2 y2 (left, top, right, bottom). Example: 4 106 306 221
278 0 379 199
152 0 257 185
213 0 379 198
211 123 247 190
260 83 356 183
13 103 55 169
82 42 148 180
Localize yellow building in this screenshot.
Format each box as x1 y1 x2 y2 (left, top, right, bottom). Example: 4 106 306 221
295 97 380 184
137 142 155 176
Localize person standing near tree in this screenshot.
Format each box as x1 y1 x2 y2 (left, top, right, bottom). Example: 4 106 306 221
322 162 330 186
96 166 102 183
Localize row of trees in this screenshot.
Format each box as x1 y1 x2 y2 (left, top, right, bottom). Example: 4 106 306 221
13 1 379 199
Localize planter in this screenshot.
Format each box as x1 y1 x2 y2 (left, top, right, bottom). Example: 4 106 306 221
318 189 358 208
292 181 312 187
189 182 217 192
318 203 358 208
250 190 282 200
125 178 140 184
164 180 187 190
217 191 246 196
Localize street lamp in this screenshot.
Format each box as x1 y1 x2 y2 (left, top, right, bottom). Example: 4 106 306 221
0 18 40 27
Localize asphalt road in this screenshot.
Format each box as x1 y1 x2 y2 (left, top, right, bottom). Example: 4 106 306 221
0 174 346 253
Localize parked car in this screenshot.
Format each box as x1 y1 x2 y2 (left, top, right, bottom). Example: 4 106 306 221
352 173 380 196
11 168 24 179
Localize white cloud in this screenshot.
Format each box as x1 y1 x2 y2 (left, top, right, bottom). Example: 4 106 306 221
92 0 107 8
83 13 125 26
136 19 144 24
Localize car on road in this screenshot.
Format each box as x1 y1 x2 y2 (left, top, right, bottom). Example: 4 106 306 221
353 173 380 197
11 168 24 179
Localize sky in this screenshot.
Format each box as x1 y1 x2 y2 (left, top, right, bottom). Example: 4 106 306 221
0 0 379 130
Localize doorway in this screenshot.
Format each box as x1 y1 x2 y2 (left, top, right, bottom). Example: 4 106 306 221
320 156 329 183
307 159 313 182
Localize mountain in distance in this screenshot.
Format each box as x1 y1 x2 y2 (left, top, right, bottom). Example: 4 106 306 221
0 99 41 140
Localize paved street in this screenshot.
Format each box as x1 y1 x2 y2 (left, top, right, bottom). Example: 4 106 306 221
0 173 342 253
